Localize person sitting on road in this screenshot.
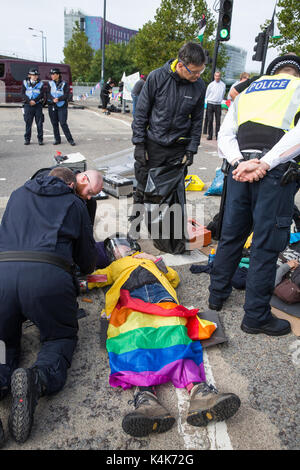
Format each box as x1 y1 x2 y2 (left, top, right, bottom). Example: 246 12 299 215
86 234 241 438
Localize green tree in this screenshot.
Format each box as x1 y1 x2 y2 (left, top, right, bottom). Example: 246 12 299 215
63 22 94 81
266 0 300 55
132 0 228 82
88 40 137 83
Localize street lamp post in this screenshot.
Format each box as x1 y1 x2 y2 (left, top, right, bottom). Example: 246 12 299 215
29 27 47 62
100 0 106 89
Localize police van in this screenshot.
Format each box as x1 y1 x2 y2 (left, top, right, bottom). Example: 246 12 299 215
0 58 73 104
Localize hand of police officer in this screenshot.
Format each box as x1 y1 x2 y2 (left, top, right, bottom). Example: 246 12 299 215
232 159 269 183
134 143 148 166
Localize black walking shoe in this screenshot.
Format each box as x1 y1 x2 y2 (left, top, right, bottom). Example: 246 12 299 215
122 390 175 437
69 140 76 146
24 141 30 145
241 317 291 337
53 141 61 145
8 368 42 444
38 141 44 146
0 418 4 448
187 382 241 427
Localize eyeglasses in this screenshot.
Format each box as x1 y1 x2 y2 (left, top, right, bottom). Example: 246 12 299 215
84 174 97 196
180 62 206 76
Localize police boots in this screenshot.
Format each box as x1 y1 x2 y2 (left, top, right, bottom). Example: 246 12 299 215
0 418 4 448
122 390 175 437
8 367 43 444
187 382 241 427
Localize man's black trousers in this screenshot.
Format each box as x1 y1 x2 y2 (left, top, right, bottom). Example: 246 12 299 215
206 103 221 139
209 164 297 327
24 103 43 142
0 262 78 399
48 105 74 143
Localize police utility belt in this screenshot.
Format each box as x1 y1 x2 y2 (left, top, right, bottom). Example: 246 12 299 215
0 251 76 275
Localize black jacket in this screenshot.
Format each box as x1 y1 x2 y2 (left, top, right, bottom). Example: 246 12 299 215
0 175 96 275
132 59 206 153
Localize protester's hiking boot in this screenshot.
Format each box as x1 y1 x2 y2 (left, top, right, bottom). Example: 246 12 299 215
122 390 175 437
187 382 241 427
0 418 4 448
241 316 291 337
8 367 42 444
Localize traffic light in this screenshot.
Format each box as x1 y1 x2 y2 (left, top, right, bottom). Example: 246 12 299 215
218 0 234 41
252 32 266 61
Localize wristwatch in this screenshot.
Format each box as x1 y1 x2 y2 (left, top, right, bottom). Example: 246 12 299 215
232 159 244 170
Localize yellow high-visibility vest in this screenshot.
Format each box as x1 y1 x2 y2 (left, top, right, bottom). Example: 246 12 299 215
237 73 300 132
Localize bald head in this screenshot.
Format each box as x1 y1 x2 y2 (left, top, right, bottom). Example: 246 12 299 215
76 170 103 200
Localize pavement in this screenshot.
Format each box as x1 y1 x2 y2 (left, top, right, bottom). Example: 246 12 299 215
0 105 299 452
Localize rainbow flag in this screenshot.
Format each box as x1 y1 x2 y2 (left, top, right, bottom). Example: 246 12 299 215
106 290 206 390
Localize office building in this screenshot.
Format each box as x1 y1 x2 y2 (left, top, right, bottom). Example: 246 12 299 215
64 8 138 50
222 44 247 85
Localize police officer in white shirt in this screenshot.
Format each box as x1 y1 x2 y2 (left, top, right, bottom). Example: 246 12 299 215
205 71 226 140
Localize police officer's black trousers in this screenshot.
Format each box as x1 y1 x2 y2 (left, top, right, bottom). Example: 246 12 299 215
48 105 74 143
0 263 78 399
24 103 43 142
209 165 297 327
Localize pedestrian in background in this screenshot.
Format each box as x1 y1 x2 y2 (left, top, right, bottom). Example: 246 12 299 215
22 68 44 146
47 68 75 146
131 74 147 117
100 79 115 115
227 72 250 102
205 70 226 140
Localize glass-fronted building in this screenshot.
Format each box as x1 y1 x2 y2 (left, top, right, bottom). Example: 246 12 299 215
64 8 138 50
222 44 247 85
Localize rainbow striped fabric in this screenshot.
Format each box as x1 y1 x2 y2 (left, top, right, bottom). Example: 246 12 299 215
106 290 206 390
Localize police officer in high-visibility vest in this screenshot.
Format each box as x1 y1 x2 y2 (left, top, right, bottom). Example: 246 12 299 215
47 68 75 146
22 68 44 145
208 54 300 337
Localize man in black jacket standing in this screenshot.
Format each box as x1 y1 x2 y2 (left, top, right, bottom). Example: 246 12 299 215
130 42 206 239
0 167 96 444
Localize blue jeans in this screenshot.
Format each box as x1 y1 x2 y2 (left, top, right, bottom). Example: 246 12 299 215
131 283 175 304
131 94 138 116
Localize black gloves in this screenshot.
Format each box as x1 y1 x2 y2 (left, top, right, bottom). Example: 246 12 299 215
185 151 194 166
134 143 147 165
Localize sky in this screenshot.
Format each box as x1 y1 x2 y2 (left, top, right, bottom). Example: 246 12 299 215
0 0 280 73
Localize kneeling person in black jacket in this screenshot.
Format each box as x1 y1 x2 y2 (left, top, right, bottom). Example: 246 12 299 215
0 167 96 445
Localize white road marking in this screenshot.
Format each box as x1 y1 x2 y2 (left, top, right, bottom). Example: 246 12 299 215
85 109 132 128
203 349 233 450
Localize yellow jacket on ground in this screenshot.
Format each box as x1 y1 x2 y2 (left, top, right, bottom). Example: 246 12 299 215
88 255 180 317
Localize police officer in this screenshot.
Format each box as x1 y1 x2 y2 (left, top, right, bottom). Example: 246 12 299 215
22 68 44 145
208 54 300 336
47 68 75 146
0 167 96 444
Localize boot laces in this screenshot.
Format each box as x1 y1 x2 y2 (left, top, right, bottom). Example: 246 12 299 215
195 382 218 396
128 391 156 409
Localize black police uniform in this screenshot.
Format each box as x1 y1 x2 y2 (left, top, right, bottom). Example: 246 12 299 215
0 174 96 398
22 74 44 144
47 73 75 145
